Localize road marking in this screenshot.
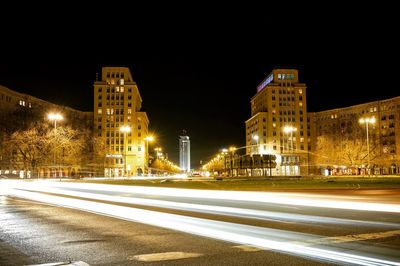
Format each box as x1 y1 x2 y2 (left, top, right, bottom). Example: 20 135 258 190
130 252 203 262
313 229 400 245
232 245 263 252
29 262 89 266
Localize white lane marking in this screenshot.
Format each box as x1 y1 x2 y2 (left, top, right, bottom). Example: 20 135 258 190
29 261 89 266
130 252 202 262
312 229 400 245
232 245 263 252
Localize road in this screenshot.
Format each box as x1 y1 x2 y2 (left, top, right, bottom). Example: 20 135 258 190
1 180 400 265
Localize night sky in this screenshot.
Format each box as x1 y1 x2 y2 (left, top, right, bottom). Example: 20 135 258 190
1 5 398 168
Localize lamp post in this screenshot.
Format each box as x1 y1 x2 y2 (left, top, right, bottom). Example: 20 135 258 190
283 126 297 152
48 113 63 129
144 135 154 175
119 125 131 177
252 135 259 155
359 116 376 175
47 113 63 177
229 146 236 177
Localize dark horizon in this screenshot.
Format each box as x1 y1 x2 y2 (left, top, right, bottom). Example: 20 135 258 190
1 7 398 168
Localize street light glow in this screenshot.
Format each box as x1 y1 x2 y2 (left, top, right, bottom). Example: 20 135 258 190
283 126 297 133
47 113 63 121
119 125 131 133
144 135 154 142
359 116 376 124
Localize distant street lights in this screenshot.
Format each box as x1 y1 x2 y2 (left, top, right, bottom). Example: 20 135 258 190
359 116 376 174
283 126 297 152
120 125 131 176
47 113 63 177
144 135 155 175
252 135 259 155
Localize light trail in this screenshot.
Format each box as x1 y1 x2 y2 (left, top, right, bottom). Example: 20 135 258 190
2 180 400 213
3 186 400 266
6 181 400 228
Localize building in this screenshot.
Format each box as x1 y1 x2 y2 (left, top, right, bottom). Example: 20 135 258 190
245 69 310 176
179 133 190 172
309 97 400 175
93 67 149 177
0 85 93 178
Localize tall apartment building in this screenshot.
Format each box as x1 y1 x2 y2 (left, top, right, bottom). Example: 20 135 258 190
179 134 190 172
309 97 400 175
245 69 310 175
94 67 149 177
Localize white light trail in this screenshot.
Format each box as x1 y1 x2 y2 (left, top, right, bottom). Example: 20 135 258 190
3 187 400 266
5 181 399 228
4 180 400 213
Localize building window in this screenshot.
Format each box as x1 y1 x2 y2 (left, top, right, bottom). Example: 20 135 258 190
138 146 142 152
128 146 132 151
98 109 102 114
98 88 102 93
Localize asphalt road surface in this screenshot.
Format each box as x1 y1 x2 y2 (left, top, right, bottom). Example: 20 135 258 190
1 180 400 265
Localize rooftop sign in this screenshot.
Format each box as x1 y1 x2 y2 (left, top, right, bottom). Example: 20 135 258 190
257 73 274 92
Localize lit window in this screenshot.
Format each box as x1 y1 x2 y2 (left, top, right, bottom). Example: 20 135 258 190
299 89 303 94
299 102 303 107
128 109 132 114
278 74 282 80
98 109 102 114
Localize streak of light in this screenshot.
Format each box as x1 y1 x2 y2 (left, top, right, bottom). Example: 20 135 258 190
5 182 399 228
2 180 400 213
4 187 400 266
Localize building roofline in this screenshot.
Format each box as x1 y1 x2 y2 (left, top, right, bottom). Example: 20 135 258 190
0 84 90 114
314 96 400 115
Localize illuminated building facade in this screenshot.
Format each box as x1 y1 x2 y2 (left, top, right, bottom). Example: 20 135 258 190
179 134 190 172
245 69 310 176
94 67 149 177
0 85 92 178
309 97 400 175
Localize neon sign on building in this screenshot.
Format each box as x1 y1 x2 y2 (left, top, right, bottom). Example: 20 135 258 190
257 73 274 92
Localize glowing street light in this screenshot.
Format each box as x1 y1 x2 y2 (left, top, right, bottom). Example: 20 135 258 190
252 135 259 155
283 126 297 152
47 113 63 129
144 135 155 175
47 112 63 177
120 126 131 176
359 116 376 174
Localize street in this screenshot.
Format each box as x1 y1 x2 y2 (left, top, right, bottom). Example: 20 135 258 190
1 180 400 265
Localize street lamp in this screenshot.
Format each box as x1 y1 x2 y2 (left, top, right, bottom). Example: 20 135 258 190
229 146 236 176
359 116 376 175
47 113 63 129
144 135 155 175
120 125 131 177
252 135 259 155
154 147 162 158
47 113 63 177
283 126 297 152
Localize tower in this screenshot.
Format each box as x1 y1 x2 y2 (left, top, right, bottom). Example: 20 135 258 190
179 130 190 172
